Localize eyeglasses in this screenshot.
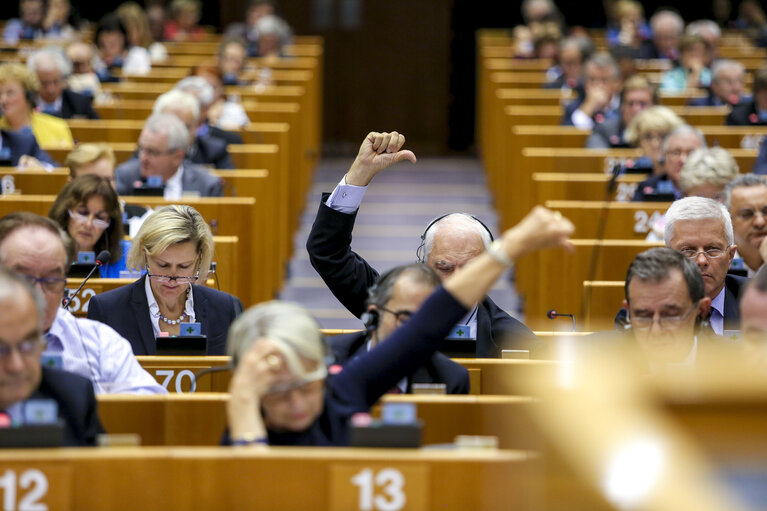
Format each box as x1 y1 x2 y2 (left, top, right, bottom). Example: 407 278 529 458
137 145 174 158
380 306 414 326
679 248 727 259
734 206 767 221
630 302 699 331
262 378 324 405
0 336 44 359
68 209 110 230
640 132 666 142
146 262 200 284
666 148 695 159
18 274 67 294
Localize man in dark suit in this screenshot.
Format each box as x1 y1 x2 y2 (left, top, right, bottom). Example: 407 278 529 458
307 131 542 358
87 274 243 356
0 129 56 166
27 48 100 120
688 59 745 107
115 113 223 199
726 65 767 126
153 89 234 169
329 263 469 394
0 266 103 446
560 53 621 130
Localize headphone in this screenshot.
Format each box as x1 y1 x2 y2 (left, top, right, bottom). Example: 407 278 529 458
415 213 494 263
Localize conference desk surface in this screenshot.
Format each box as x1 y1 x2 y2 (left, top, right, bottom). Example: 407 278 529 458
0 446 535 510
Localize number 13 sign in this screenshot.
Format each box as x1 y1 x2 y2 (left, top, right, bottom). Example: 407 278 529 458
330 464 428 511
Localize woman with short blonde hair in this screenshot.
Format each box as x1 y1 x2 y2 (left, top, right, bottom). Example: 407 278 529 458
624 105 684 175
679 147 740 201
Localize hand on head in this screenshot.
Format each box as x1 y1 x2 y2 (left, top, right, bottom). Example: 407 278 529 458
345 131 417 186
230 338 287 400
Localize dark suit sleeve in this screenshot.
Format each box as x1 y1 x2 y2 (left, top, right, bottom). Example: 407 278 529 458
754 142 767 174
585 128 609 149
27 135 57 166
485 299 542 355
560 101 579 127
208 175 224 196
215 147 234 169
81 384 105 445
306 194 381 318
86 294 105 323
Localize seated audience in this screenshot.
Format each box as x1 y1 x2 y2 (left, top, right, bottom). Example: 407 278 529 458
252 15 292 58
3 0 46 42
622 106 683 175
27 48 100 120
329 263 470 394
659 34 712 93
543 36 592 93
0 266 103 445
586 75 656 149
726 66 767 126
163 0 206 42
686 19 721 67
0 213 164 393
632 123 703 201
226 206 573 446
740 268 767 364
561 53 621 130
664 197 744 333
117 1 168 63
724 174 767 275
640 9 684 60
48 175 128 278
623 247 720 370
42 0 78 40
153 89 234 169
0 63 73 149
65 42 103 98
94 13 151 80
88 205 244 355
191 66 250 130
224 0 277 56
307 131 542 358
606 0 651 50
218 38 249 86
678 147 739 201
115 113 224 199
177 75 244 144
689 59 746 106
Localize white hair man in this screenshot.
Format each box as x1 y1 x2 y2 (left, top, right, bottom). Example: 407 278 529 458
153 89 233 169
27 47 99 119
646 10 684 60
664 196 746 334
307 131 542 358
724 174 767 275
686 19 721 66
690 60 745 107
0 212 165 395
174 76 244 145
114 113 223 199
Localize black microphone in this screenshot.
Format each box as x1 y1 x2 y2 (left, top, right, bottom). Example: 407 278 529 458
547 309 576 332
62 250 110 309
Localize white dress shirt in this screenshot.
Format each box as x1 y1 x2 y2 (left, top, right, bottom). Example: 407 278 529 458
145 275 196 337
163 164 184 200
45 308 166 394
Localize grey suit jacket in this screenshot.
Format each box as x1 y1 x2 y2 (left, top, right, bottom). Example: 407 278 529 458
114 158 223 197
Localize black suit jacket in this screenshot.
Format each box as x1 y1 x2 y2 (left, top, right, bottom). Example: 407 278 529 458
57 89 100 119
306 195 542 358
189 134 234 169
329 331 470 394
29 367 104 446
208 125 243 145
0 128 56 166
586 117 629 149
86 274 244 355
726 100 766 126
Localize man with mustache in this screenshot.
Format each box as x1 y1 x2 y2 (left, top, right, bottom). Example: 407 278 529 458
664 196 746 334
724 174 767 275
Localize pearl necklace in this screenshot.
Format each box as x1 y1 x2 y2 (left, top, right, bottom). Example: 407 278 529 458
157 312 187 325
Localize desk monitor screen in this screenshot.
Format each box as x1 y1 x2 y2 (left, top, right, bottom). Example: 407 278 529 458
0 423 64 448
155 335 208 356
67 263 101 278
132 185 164 197
440 339 476 358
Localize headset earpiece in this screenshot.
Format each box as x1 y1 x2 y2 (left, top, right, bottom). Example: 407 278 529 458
361 309 380 335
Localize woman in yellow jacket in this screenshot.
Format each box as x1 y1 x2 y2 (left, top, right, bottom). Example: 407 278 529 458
0 62 73 149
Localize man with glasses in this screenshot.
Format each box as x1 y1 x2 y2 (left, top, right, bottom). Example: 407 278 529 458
664 196 746 334
327 263 469 394
724 174 767 275
115 113 223 200
0 212 165 394
624 247 715 368
0 265 104 445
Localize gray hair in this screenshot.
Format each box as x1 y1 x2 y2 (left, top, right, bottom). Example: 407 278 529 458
27 47 72 77
367 263 440 308
143 113 190 152
723 173 767 209
586 52 619 78
686 19 721 40
227 301 327 382
174 76 215 108
711 59 744 81
662 124 707 156
254 15 292 45
625 247 705 305
422 213 493 262
0 265 46 329
650 10 684 35
664 196 734 246
678 147 739 193
152 89 200 125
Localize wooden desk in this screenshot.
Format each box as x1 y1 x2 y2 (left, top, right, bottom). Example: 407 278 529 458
543 200 671 240
0 446 531 510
